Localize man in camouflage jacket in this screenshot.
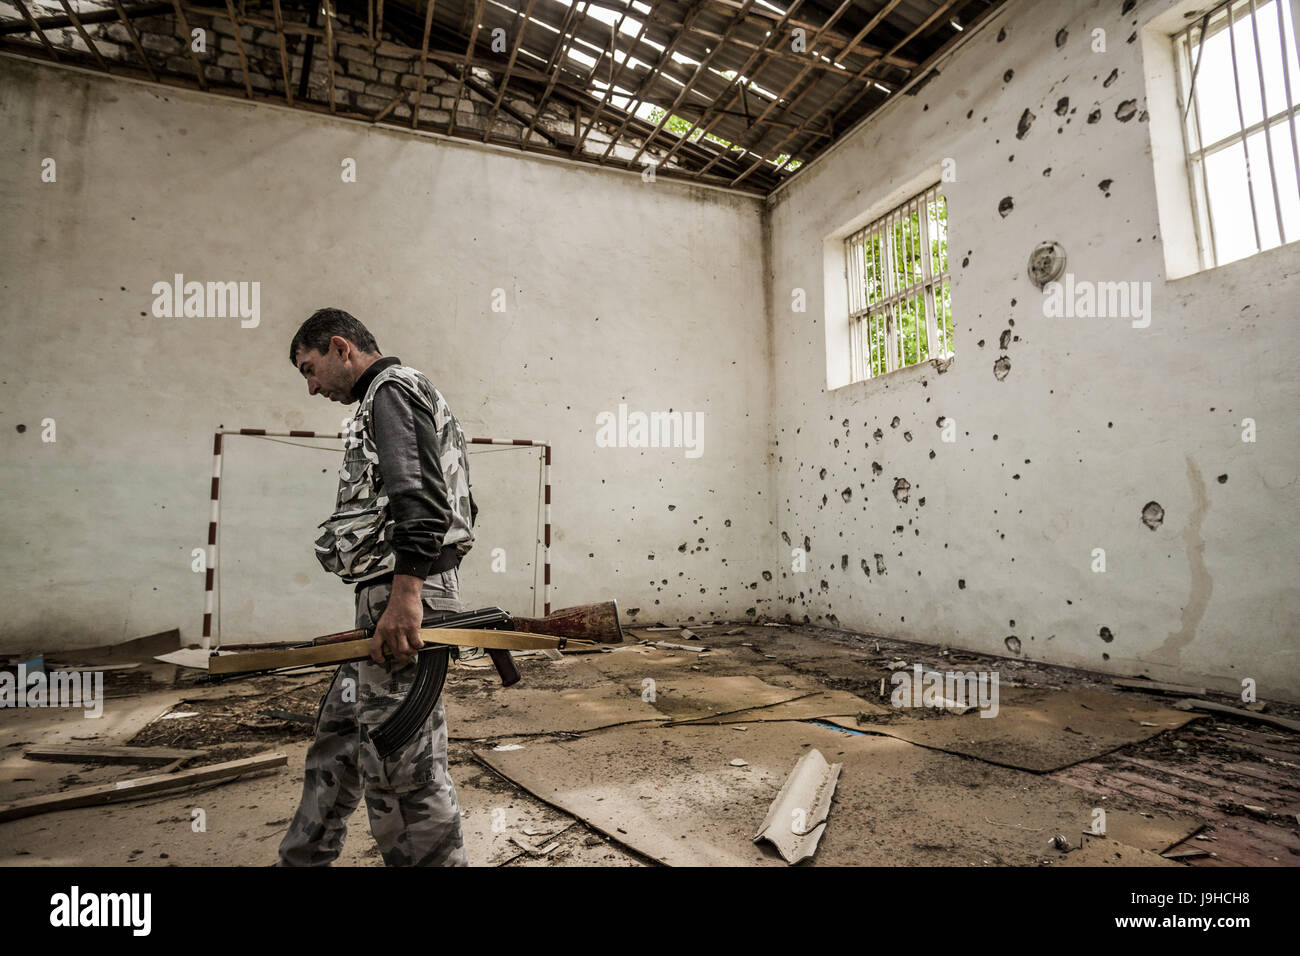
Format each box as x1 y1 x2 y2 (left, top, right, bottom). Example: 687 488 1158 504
279 308 477 866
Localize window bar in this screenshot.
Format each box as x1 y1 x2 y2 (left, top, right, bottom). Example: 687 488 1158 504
1185 26 1222 267
941 196 951 356
1248 0 1288 243
904 197 915 366
1227 2 1266 253
845 235 855 381
858 235 869 379
1188 20 1223 267
903 202 913 369
1275 0 1300 228
848 234 861 381
1177 33 1215 269
920 191 938 362
879 212 894 374
909 195 920 364
872 236 884 377
888 206 901 373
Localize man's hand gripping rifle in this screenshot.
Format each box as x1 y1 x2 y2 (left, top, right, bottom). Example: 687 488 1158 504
206 601 625 757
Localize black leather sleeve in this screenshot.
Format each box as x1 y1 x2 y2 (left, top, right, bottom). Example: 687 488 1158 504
371 382 453 579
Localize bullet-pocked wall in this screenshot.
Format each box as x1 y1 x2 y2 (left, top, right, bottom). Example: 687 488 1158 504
766 0 1300 699
0 54 772 649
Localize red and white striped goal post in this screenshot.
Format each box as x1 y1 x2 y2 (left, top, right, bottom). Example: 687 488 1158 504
203 429 552 644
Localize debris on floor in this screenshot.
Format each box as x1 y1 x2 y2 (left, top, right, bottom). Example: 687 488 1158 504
753 748 842 865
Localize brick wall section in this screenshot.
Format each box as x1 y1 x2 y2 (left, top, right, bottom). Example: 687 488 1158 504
8 1 674 167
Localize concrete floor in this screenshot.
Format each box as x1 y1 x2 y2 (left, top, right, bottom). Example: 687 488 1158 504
1 624 1297 866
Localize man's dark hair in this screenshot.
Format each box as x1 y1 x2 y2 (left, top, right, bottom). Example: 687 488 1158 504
289 308 380 364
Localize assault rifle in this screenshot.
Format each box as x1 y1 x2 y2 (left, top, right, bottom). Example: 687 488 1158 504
206 601 624 757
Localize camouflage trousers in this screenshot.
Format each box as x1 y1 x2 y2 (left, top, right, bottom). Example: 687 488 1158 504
278 570 469 867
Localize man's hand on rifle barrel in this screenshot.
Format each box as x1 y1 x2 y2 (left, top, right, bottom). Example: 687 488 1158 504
371 574 425 666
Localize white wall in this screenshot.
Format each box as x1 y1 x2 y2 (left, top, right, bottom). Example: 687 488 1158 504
766 0 1300 699
0 55 772 648
4 0 1297 702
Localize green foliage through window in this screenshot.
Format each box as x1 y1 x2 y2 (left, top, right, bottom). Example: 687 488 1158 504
845 186 954 381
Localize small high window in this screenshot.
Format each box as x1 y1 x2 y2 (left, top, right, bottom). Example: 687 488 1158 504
843 184 954 383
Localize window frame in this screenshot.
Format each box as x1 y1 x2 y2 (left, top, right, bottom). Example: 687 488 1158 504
1172 0 1300 270
842 183 953 384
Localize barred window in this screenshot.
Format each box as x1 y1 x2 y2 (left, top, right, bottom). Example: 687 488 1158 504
1175 0 1300 269
844 184 953 383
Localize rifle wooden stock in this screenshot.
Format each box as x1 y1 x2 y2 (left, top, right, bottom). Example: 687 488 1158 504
207 601 624 677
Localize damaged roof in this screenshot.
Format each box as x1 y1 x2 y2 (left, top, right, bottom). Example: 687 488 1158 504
0 0 1007 193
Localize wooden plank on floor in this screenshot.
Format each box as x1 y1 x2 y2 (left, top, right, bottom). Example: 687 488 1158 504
1053 762 1300 866
1114 678 1209 696
1113 756 1299 805
1174 699 1300 733
24 744 205 764
0 752 286 823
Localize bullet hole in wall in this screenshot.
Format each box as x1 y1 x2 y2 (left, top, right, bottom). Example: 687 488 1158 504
1056 28 1069 47
1116 99 1138 122
1141 501 1165 530
1017 109 1035 139
1005 635 1022 654
15 424 26 433
893 478 911 503
998 196 1015 217
1055 97 1069 116
994 356 1012 381
1099 626 1114 643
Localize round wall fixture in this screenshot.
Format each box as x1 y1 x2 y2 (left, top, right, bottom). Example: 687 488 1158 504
1028 241 1067 288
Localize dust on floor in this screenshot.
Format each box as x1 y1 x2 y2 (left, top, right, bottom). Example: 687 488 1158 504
1 623 1297 866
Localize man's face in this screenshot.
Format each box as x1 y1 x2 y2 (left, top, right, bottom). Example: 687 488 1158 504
295 339 357 404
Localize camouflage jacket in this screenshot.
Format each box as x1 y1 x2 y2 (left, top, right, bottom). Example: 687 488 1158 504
315 364 476 584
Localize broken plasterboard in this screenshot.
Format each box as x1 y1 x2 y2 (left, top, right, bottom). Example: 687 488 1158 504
753 748 842 865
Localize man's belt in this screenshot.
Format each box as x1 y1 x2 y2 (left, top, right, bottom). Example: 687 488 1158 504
207 602 625 758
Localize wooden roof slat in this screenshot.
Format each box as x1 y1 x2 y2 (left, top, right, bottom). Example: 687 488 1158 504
110 0 159 80
410 0 438 127
571 6 650 157
447 0 487 134
734 0 963 184
0 0 1005 192
655 0 805 172
597 0 708 163
629 0 755 165
480 0 539 140
11 0 63 60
